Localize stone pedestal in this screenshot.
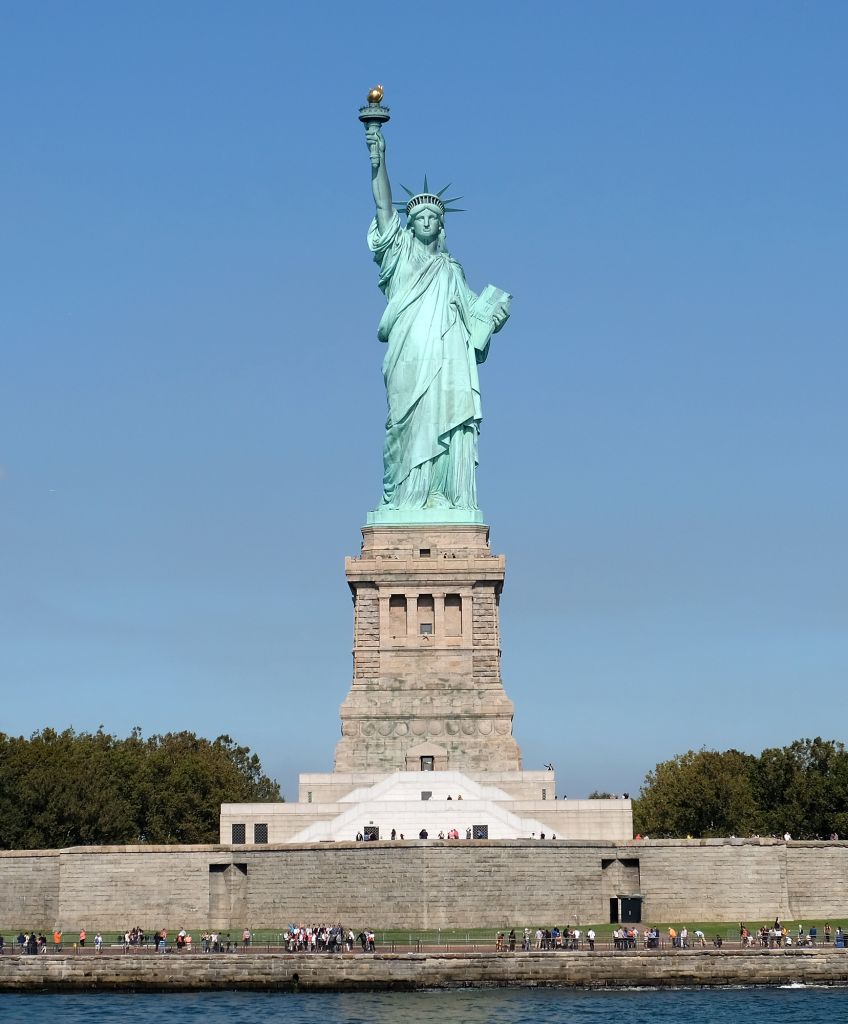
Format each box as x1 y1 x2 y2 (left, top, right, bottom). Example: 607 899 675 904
334 524 522 773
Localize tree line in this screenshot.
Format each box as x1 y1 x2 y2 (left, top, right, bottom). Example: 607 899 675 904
633 737 848 839
0 728 281 849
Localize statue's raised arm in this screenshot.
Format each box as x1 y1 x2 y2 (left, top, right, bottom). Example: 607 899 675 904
366 124 392 235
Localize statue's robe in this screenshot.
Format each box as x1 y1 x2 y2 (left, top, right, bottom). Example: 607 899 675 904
368 212 487 509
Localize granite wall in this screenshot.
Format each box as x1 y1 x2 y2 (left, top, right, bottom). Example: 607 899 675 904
2 840 848 931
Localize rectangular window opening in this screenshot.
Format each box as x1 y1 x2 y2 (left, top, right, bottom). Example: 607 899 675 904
417 594 434 635
231 823 246 844
444 594 462 636
389 594 408 638
254 823 268 844
419 548 431 557
420 756 434 772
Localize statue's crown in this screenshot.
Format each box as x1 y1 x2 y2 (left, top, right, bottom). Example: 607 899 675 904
394 176 465 217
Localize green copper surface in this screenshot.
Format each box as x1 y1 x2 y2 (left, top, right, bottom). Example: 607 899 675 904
366 507 486 526
362 106 511 527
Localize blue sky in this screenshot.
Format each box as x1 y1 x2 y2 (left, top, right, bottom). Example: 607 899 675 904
2 1 846 800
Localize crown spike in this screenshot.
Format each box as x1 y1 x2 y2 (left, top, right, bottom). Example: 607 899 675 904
436 183 452 197
399 184 415 197
423 174 429 193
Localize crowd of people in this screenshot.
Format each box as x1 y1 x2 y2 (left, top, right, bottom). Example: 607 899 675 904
282 925 375 952
3 920 847 955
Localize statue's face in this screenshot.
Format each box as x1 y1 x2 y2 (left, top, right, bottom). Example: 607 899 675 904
410 208 442 245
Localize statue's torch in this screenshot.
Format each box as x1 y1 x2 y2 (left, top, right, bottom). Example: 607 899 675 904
359 85 390 164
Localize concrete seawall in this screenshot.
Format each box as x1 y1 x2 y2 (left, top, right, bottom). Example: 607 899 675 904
1 950 848 992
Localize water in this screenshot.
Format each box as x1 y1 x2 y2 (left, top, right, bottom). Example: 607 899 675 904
3 988 848 1023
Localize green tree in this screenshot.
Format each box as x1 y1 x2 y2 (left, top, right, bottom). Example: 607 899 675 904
633 748 760 838
752 738 848 839
0 728 281 849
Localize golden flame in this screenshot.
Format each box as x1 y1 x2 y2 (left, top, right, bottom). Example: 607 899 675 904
367 85 384 104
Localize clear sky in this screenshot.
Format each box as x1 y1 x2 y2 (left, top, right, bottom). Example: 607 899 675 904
2 1 846 800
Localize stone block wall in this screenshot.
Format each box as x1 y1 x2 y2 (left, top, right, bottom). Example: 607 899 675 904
242 841 607 928
56 847 215 930
0 851 58 926
3 839 848 932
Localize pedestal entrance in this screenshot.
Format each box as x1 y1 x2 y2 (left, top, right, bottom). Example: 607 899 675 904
334 524 522 773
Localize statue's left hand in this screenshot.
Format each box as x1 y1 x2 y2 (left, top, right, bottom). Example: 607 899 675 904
492 305 510 333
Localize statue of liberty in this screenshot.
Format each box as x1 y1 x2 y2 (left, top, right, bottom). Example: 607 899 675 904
361 89 511 524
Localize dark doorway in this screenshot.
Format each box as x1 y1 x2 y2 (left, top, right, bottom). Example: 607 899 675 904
609 897 619 924
621 897 643 923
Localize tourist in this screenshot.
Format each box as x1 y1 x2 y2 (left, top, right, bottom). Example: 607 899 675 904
694 929 706 948
523 927 531 951
95 932 103 953
508 928 516 951
79 928 86 948
419 828 428 839
466 827 472 839
680 926 689 948
52 928 62 952
587 927 595 951
391 829 396 840
242 928 251 948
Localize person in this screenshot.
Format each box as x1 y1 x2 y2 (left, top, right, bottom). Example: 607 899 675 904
94 932 102 953
390 829 396 841
587 928 596 951
695 929 706 948
825 923 832 944
79 928 86 948
508 928 516 952
242 928 251 949
466 827 472 839
419 829 428 839
53 928 62 952
364 119 510 515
